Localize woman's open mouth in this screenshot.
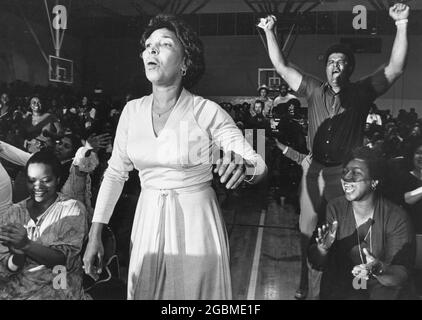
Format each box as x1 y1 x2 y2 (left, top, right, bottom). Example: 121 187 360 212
33 190 47 198
146 61 159 69
343 182 356 194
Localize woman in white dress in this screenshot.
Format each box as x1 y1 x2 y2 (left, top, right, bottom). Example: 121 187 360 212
83 14 267 300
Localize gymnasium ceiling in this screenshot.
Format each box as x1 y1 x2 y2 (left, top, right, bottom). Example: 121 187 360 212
0 0 419 38
1 0 418 19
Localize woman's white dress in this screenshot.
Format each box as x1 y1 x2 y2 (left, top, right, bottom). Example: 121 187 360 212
92 88 266 300
0 141 30 214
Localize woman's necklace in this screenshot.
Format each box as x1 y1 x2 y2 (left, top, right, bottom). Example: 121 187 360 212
353 208 374 264
152 105 175 118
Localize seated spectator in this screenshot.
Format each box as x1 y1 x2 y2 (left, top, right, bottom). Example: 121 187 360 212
366 104 382 126
249 100 270 131
0 93 14 136
383 127 405 159
384 109 393 123
0 150 88 299
308 146 416 300
23 95 63 153
78 96 95 130
10 134 110 220
408 108 418 124
397 109 409 125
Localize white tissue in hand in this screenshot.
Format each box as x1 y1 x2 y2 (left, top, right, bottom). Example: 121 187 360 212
72 146 99 173
257 18 267 28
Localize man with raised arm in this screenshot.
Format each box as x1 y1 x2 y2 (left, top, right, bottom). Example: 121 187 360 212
259 2 410 299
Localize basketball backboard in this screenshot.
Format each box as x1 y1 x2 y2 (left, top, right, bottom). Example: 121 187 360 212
258 68 282 91
49 55 73 84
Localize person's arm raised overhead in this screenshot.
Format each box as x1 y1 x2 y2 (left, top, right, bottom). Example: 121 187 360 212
384 3 409 86
258 15 303 91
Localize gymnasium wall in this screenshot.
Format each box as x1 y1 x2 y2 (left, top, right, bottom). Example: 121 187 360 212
0 12 82 87
80 32 422 115
1 8 421 116
197 34 422 115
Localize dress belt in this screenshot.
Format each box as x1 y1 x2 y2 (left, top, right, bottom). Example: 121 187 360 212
142 181 211 299
143 180 212 195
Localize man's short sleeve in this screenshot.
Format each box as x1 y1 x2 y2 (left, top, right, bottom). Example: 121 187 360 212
295 74 324 98
357 66 390 101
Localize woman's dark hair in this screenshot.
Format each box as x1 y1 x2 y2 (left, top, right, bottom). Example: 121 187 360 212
25 150 62 181
140 14 205 89
29 94 43 104
29 94 42 112
343 146 385 182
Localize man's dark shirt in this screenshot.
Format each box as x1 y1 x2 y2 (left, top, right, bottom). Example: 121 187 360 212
249 114 270 132
295 69 390 165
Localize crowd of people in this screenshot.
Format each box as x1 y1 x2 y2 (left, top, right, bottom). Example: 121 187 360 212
2 74 421 300
0 2 420 300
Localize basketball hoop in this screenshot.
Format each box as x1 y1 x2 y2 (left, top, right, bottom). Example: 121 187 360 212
258 68 282 92
44 0 73 84
49 55 73 84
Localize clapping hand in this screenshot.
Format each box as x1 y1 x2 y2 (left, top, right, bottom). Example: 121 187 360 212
0 224 29 253
352 264 370 280
316 221 338 251
257 15 277 32
214 151 254 189
352 248 382 280
389 2 409 21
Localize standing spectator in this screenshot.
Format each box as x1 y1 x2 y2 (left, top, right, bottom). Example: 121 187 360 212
408 108 418 124
272 83 300 119
257 84 273 118
82 14 267 300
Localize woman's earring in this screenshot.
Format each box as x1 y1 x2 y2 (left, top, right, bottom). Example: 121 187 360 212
181 68 187 76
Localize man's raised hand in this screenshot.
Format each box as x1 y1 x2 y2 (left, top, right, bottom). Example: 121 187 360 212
257 15 277 32
389 3 410 21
